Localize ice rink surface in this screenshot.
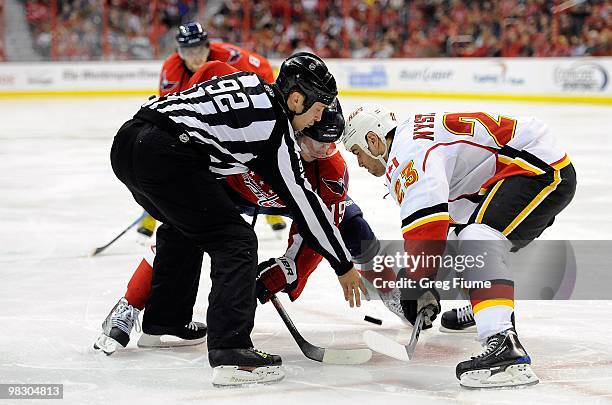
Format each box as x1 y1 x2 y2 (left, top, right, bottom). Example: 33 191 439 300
1 95 612 404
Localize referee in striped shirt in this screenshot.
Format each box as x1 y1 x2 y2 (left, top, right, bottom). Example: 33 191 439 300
110 52 366 370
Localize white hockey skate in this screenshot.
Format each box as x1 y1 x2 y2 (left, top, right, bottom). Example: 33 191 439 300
94 297 141 355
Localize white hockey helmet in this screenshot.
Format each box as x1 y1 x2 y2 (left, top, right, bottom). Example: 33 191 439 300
342 103 397 163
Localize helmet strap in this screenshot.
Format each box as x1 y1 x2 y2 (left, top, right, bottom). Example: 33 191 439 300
362 135 388 166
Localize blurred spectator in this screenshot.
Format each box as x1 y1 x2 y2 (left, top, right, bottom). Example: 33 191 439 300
22 0 197 60
18 0 612 60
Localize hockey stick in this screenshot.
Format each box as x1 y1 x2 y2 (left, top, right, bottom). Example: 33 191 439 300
251 207 260 227
270 295 372 365
91 211 148 257
363 306 435 362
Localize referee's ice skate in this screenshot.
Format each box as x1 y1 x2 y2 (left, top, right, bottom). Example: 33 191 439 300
209 348 284 386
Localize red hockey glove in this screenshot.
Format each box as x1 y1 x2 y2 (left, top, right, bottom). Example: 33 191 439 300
255 257 297 304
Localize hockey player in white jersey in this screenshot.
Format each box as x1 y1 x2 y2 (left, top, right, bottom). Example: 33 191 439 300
342 103 576 388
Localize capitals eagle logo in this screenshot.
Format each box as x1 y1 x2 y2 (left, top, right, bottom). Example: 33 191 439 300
322 167 348 197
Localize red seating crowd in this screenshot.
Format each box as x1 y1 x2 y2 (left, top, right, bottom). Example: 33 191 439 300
14 0 612 61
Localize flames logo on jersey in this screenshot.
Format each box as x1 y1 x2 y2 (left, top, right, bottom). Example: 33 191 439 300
160 71 178 92
322 167 348 197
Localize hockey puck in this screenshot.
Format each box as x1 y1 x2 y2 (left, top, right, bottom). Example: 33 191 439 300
364 315 382 325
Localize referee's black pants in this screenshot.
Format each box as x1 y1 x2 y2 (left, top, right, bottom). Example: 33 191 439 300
110 117 258 350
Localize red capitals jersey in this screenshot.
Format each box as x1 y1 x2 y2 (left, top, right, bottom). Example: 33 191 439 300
187 60 239 87
208 42 274 83
226 153 350 301
158 42 274 96
225 152 349 224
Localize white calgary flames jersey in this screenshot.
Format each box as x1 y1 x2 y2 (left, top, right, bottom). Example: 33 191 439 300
384 112 569 236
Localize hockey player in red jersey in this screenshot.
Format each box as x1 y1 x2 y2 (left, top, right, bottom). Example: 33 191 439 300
96 99 379 356
158 22 274 96
137 22 284 238
342 103 576 389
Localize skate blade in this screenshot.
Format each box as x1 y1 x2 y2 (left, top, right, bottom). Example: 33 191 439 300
93 334 122 356
212 366 285 387
439 325 477 334
459 363 540 389
137 333 206 348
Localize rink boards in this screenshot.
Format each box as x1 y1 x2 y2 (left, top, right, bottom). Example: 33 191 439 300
0 57 611 104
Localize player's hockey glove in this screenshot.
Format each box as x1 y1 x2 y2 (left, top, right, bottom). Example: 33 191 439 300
256 257 298 304
397 269 441 330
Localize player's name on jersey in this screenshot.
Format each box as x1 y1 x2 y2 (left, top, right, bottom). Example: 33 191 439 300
370 277 491 291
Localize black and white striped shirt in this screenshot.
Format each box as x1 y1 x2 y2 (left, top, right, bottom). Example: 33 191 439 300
136 71 352 275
